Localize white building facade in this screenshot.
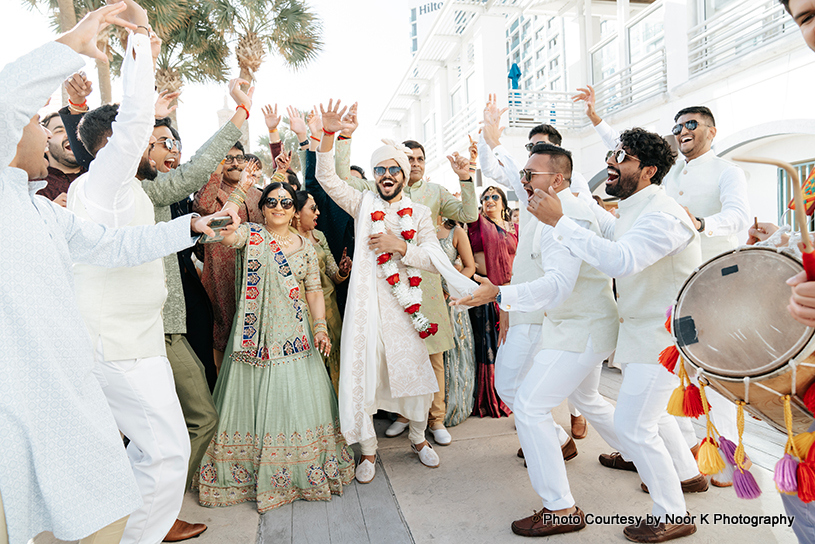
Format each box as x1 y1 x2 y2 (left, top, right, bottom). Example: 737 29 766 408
379 0 815 237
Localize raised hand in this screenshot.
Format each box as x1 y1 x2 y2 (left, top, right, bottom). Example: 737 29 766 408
155 89 180 118
338 247 352 277
55 2 137 61
481 93 507 148
319 99 353 135
341 102 359 137
228 78 254 111
65 72 92 106
274 150 292 173
449 274 498 307
447 151 471 181
238 159 261 192
149 26 162 60
286 106 308 140
307 106 323 136
468 134 478 163
571 85 601 125
262 104 281 131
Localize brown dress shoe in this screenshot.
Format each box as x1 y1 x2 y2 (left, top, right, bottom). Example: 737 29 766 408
522 439 578 467
599 452 637 472
623 519 696 543
690 442 700 459
164 519 207 542
641 474 709 494
511 506 586 537
570 414 588 439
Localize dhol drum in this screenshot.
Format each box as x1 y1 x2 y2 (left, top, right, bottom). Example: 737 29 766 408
671 246 815 434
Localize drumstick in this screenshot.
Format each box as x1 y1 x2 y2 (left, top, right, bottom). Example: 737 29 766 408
734 156 815 280
753 216 758 231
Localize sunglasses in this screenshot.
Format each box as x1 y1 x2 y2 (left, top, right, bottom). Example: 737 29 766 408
373 165 403 178
671 120 710 135
605 149 640 164
518 169 559 182
263 197 294 210
224 154 247 164
154 137 182 152
481 194 501 202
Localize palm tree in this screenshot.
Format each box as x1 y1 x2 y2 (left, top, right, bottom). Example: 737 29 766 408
207 0 323 86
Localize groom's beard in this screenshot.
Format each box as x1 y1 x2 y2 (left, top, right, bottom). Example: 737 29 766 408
376 178 405 201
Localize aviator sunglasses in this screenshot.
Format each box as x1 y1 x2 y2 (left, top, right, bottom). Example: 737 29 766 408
154 137 182 152
373 165 403 178
481 194 501 202
671 120 711 136
263 197 294 210
605 149 640 164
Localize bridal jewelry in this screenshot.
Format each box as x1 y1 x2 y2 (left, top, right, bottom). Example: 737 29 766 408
267 228 293 247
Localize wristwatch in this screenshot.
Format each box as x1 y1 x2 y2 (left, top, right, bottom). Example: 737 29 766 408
695 216 705 233
495 290 502 305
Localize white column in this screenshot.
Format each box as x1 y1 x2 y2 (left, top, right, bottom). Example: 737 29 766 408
617 0 630 67
663 0 689 90
471 13 506 115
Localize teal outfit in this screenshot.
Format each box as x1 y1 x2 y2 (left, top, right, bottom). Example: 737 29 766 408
198 224 354 513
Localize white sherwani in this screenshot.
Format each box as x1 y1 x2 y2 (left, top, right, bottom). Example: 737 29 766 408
0 42 199 543
316 151 475 444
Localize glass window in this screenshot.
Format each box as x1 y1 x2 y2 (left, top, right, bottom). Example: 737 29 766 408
510 18 520 32
466 73 477 105
591 38 618 83
451 87 462 115
549 36 557 49
423 115 435 143
524 77 533 90
549 56 559 70
704 0 738 20
548 17 554 29
411 8 416 23
628 6 664 62
524 59 532 74
536 47 545 61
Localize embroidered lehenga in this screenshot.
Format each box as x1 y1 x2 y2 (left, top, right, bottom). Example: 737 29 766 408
310 230 343 394
198 224 354 513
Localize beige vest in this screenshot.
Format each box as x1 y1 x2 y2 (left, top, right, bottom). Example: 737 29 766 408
664 150 738 261
614 184 701 365
68 177 167 361
539 191 619 353
509 205 546 327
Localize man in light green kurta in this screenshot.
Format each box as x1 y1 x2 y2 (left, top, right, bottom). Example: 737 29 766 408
337 137 477 442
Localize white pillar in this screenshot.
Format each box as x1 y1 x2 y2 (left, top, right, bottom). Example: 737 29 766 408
617 0 630 67
663 0 689 91
471 14 506 112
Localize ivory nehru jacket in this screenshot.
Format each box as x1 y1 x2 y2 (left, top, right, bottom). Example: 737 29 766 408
509 206 546 327
614 185 701 365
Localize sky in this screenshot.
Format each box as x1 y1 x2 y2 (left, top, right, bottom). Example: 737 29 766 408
3 1 413 171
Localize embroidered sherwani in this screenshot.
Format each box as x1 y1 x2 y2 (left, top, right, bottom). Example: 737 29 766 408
315 152 476 444
0 41 200 544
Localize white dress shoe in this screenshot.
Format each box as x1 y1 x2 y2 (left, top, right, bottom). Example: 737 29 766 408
385 419 409 437
355 458 376 484
411 443 440 468
430 426 452 446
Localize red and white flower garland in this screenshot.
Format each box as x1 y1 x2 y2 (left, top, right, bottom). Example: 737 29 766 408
371 198 439 339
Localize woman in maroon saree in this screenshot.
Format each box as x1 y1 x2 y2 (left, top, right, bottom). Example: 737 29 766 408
467 186 518 418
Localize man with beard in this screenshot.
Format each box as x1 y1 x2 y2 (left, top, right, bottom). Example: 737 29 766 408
36 111 83 205
64 15 252 542
315 100 477 484
529 128 703 543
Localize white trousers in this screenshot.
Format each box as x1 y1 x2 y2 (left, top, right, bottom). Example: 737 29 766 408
359 415 428 456
494 324 568 446
614 363 699 521
514 338 619 510
93 344 190 544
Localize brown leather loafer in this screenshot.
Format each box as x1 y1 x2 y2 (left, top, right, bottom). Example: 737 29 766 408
623 520 696 543
522 439 578 467
571 414 588 439
511 506 586 537
641 474 709 494
163 519 207 542
599 451 637 472
690 442 700 459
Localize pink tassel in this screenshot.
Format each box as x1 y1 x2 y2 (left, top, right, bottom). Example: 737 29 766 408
719 437 737 465
774 454 799 494
733 467 762 499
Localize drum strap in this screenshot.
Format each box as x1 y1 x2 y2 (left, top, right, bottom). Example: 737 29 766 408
742 377 750 405
791 360 798 397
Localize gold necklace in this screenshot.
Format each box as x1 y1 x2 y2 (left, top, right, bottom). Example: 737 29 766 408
267 228 293 247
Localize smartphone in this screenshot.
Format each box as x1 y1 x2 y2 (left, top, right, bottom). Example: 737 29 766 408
199 216 234 244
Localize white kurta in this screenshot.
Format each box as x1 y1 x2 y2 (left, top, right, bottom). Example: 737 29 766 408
0 42 199 543
315 151 476 444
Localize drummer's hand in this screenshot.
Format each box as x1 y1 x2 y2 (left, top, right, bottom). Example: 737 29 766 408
787 271 815 327
314 331 331 356
747 222 779 245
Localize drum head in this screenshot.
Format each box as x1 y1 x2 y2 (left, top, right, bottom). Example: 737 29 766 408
673 247 815 379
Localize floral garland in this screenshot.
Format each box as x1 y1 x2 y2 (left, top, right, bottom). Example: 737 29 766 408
371 198 439 338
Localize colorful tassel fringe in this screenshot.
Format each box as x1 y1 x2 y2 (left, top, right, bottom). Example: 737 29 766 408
698 437 726 476
793 432 815 459
804 381 815 414
732 403 761 499
683 383 707 419
659 345 679 374
774 454 799 494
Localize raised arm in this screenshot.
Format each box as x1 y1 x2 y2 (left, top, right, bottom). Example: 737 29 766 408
440 136 478 222
316 100 364 216
58 72 95 171
573 85 619 149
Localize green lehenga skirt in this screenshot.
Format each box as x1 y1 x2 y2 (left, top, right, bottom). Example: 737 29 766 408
198 330 355 513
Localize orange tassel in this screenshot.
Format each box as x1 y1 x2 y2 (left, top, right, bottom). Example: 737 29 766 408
683 383 707 418
665 313 671 333
804 381 815 414
659 345 679 374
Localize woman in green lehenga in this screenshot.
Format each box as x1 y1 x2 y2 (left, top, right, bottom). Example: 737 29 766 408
292 191 351 394
437 218 477 427
198 161 354 513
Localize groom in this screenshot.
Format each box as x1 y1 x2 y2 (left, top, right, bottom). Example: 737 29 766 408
314 100 476 484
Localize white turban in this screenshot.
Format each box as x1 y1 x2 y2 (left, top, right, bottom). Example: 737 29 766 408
370 139 411 180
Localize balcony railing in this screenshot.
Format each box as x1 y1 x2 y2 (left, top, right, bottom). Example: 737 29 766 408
442 101 479 151
424 133 439 165
593 46 667 117
688 0 795 77
506 90 586 130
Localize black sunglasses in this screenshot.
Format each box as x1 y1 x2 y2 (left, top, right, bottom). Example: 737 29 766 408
671 120 711 135
224 154 247 164
373 165 403 178
263 197 294 210
155 137 182 152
